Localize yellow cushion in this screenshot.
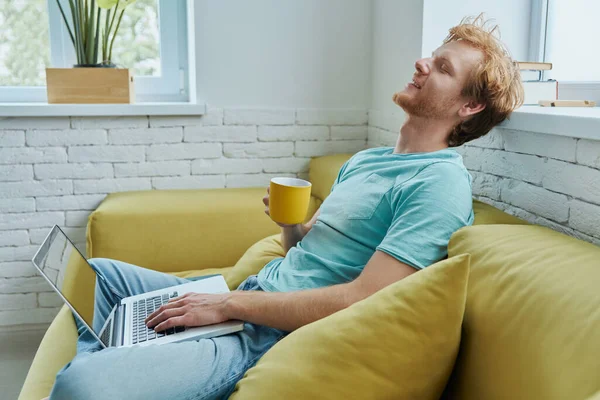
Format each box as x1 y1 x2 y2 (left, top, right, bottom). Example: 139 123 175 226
587 392 600 400
230 254 471 400
309 153 353 201
18 306 77 400
472 199 528 225
445 224 600 400
87 188 280 273
172 267 233 280
225 234 285 289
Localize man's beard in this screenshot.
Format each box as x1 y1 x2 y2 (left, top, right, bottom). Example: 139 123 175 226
394 90 458 120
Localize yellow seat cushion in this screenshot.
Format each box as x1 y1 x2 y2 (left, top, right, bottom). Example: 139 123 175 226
172 267 233 281
87 188 281 273
230 254 471 400
224 234 285 289
444 224 600 400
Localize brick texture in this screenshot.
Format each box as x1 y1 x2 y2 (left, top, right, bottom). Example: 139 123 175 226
502 129 576 162
0 130 25 146
108 127 183 145
258 126 329 142
296 109 368 125
225 109 295 125
224 142 294 158
185 126 257 143
27 129 107 146
576 139 600 169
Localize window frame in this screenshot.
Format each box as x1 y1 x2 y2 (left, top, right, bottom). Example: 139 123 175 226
0 0 190 104
529 0 600 103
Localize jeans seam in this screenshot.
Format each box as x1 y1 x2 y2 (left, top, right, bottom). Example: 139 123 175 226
94 266 128 300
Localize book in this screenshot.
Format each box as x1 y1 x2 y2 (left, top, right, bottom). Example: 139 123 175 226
518 62 553 71
539 100 596 107
522 80 558 106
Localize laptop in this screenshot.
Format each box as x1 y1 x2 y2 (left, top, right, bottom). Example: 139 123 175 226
31 225 244 349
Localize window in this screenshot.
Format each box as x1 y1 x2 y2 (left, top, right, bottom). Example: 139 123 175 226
530 0 600 102
0 0 189 103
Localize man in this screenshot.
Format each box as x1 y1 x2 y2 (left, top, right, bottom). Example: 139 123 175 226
48 15 523 399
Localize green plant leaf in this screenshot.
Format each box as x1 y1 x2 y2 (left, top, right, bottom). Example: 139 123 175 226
97 0 117 9
117 0 136 11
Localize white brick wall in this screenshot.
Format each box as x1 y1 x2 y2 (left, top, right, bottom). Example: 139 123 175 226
258 126 329 142
108 127 183 145
367 114 600 246
27 129 107 146
0 165 33 182
185 126 257 143
146 143 221 161
576 139 600 169
0 107 367 329
224 142 295 158
296 109 368 126
115 161 190 178
295 140 366 157
0 130 25 146
225 108 295 125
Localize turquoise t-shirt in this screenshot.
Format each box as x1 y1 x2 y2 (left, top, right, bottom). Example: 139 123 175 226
257 147 474 293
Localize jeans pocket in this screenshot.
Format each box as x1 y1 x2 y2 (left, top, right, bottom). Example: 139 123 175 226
236 275 260 291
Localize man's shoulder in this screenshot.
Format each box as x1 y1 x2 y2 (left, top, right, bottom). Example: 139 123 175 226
349 147 391 161
401 159 472 194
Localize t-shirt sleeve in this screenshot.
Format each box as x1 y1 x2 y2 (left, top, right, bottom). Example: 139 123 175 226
376 162 474 270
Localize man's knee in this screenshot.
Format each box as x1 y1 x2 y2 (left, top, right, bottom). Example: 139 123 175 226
87 257 113 272
51 355 102 400
87 257 127 282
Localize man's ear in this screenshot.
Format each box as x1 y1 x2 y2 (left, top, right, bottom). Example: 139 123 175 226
458 100 486 119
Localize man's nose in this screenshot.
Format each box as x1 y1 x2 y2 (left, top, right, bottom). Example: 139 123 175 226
415 58 431 75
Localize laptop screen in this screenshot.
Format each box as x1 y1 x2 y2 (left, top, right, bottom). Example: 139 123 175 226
32 225 97 333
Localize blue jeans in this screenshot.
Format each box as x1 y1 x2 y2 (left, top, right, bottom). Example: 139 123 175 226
49 258 288 400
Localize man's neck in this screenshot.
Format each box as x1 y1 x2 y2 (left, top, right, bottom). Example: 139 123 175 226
394 114 453 154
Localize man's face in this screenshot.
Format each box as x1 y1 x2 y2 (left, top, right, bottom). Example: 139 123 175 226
393 41 484 120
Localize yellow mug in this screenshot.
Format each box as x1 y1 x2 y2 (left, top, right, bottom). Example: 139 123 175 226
269 177 312 225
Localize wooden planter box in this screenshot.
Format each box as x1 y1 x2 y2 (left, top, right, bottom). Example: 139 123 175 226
46 68 135 104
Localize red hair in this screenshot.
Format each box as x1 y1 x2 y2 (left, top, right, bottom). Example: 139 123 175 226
445 14 524 147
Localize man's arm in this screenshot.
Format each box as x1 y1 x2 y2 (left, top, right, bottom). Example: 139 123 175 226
146 250 417 333
280 209 320 253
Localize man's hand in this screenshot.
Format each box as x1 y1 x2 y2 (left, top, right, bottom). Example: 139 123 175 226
264 186 321 253
262 186 301 229
144 292 232 332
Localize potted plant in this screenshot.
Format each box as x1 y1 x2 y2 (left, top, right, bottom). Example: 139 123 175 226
46 0 137 104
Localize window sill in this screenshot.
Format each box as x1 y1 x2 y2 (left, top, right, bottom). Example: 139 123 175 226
501 105 600 141
0 102 206 117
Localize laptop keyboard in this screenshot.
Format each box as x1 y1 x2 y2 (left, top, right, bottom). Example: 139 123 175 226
100 317 112 347
132 291 186 344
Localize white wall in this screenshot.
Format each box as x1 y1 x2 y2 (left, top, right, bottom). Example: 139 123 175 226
421 0 532 60
370 0 423 116
194 0 373 108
